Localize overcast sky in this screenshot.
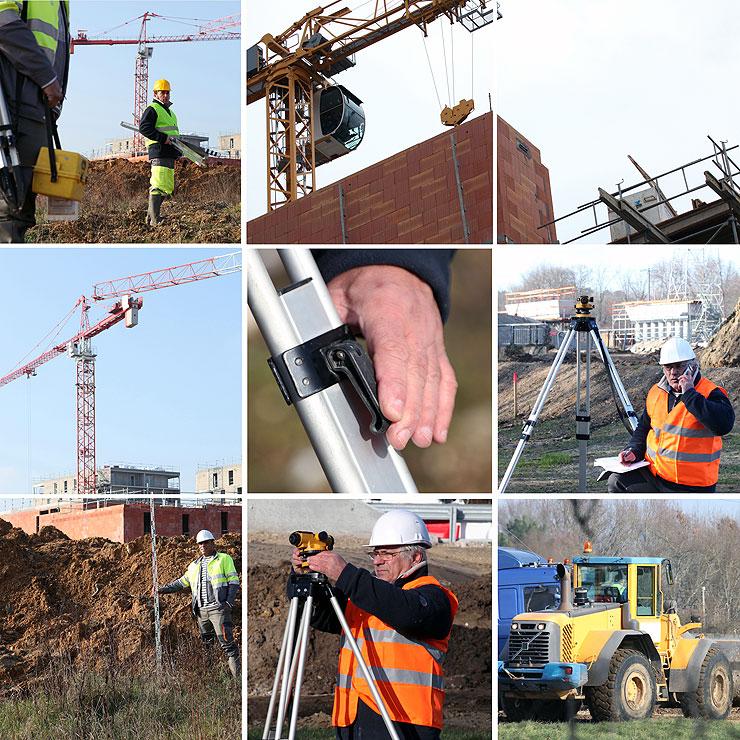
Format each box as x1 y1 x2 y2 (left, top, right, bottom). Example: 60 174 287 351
496 0 740 243
60 1 240 156
496 245 740 291
245 0 493 219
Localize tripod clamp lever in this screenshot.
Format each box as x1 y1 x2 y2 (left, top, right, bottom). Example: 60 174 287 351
268 324 390 435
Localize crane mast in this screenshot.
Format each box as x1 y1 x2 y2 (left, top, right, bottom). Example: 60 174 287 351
247 0 492 211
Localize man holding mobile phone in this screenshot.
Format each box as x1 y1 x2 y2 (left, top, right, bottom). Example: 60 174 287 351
608 336 734 492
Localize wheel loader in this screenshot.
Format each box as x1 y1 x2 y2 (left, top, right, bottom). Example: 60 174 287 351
498 542 740 722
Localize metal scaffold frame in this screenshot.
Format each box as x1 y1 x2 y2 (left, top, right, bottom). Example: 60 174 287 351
542 136 740 245
76 356 96 495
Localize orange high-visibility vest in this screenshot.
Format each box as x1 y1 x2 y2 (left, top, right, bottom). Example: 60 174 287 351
645 376 726 487
332 575 458 730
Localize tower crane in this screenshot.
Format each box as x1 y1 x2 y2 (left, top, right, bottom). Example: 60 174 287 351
72 13 240 154
0 252 241 495
247 0 494 211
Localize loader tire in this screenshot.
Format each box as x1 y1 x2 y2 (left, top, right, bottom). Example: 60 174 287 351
500 695 535 722
679 648 732 720
585 648 656 722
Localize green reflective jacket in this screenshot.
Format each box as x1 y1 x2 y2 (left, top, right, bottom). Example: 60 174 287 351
143 100 179 148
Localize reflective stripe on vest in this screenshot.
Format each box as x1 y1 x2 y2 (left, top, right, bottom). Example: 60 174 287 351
0 2 68 64
645 376 726 487
179 552 239 590
332 574 458 730
144 101 179 148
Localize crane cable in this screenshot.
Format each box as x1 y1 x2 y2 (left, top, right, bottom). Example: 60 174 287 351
422 35 442 109
440 23 451 106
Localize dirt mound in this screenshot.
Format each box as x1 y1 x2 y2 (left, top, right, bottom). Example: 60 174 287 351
0 520 241 695
701 300 740 367
27 158 240 244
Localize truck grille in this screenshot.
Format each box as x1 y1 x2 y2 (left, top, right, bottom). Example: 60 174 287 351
508 625 551 668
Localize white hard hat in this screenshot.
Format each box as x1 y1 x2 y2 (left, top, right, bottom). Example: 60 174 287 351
659 337 695 365
196 529 215 543
367 510 432 549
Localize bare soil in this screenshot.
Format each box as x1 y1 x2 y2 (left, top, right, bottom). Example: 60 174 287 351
246 539 492 732
27 158 240 244
0 520 241 695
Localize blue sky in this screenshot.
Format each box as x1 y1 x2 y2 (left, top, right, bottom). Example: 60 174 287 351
60 1 240 156
0 248 241 493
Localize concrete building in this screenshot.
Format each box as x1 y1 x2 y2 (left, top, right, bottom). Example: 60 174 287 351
3 501 241 543
218 133 240 159
33 464 180 496
247 112 492 244
497 117 556 244
196 463 242 494
612 299 701 346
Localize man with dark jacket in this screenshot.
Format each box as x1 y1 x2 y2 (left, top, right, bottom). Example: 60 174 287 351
138 77 181 225
314 249 458 452
155 529 241 679
0 0 70 242
608 337 734 492
293 510 458 739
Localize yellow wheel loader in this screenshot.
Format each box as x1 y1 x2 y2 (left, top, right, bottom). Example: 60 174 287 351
498 543 740 722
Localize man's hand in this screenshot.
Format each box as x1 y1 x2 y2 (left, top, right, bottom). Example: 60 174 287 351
291 547 306 573
304 551 348 583
327 265 457 451
678 366 696 393
42 79 63 108
618 449 636 464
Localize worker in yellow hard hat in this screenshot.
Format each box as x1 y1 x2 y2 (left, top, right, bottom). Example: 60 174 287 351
138 78 182 225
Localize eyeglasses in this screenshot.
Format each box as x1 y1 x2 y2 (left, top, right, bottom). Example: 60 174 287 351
367 549 407 562
663 361 689 373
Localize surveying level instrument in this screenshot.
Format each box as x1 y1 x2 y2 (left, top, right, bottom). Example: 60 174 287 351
247 248 418 493
263 538 402 740
500 296 639 493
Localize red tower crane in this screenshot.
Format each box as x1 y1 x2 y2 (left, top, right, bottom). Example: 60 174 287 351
0 252 241 495
72 13 240 154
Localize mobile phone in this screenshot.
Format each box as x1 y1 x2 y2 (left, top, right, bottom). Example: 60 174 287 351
683 363 698 381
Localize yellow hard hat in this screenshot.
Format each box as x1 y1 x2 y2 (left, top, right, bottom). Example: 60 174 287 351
153 79 171 92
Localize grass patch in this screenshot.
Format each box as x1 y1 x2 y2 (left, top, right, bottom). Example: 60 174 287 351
538 452 572 468
498 718 740 739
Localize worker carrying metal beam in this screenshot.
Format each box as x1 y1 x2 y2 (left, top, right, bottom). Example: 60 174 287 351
291 510 458 738
138 77 181 226
609 337 735 492
154 529 241 680
0 0 69 242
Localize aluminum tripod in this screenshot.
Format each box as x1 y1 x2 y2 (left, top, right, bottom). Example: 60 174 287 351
247 248 417 493
0 83 23 210
500 296 638 493
263 572 401 740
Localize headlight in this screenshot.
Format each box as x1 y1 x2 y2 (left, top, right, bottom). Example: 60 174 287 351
537 623 546 630
511 623 519 631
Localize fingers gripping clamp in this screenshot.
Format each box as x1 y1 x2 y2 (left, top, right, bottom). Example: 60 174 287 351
268 325 390 435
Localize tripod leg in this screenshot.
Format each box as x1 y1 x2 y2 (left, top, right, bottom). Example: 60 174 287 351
500 328 576 492
274 597 300 739
263 598 299 739
288 595 314 740
327 595 401 740
590 329 639 431
575 330 591 492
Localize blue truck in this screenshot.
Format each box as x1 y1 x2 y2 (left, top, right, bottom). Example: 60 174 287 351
498 546 560 657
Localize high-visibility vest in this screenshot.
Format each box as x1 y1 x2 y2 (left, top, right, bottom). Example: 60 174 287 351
0 2 70 63
332 575 458 730
645 376 726 487
143 101 179 148
177 552 239 603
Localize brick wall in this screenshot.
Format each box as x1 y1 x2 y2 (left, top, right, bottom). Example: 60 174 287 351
248 112 493 244
3 504 241 543
497 117 557 244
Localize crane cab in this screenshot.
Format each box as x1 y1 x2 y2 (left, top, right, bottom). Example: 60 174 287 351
312 85 365 167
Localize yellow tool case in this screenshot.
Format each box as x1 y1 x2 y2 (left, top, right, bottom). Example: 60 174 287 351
32 148 89 201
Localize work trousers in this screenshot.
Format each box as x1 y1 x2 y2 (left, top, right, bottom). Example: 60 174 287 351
607 467 716 493
197 604 240 679
150 157 175 196
336 698 441 740
0 117 44 243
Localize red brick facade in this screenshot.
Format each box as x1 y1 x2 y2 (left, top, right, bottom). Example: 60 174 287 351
4 503 241 543
497 117 556 244
247 112 493 244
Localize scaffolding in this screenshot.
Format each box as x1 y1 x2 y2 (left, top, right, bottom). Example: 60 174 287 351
541 136 740 244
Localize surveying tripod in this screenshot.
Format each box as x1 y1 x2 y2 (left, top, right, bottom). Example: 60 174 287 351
247 248 417 493
500 296 639 493
0 83 24 210
263 570 402 740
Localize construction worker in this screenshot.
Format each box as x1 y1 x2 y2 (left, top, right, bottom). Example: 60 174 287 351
0 0 70 242
608 336 735 492
292 510 458 739
138 78 181 225
314 249 458 452
154 529 241 679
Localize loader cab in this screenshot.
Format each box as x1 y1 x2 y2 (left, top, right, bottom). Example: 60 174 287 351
312 85 365 166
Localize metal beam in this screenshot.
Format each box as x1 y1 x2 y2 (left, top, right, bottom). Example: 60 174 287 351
705 171 740 221
598 188 670 244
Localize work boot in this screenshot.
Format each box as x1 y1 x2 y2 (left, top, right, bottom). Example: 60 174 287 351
228 655 241 681
146 193 165 226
